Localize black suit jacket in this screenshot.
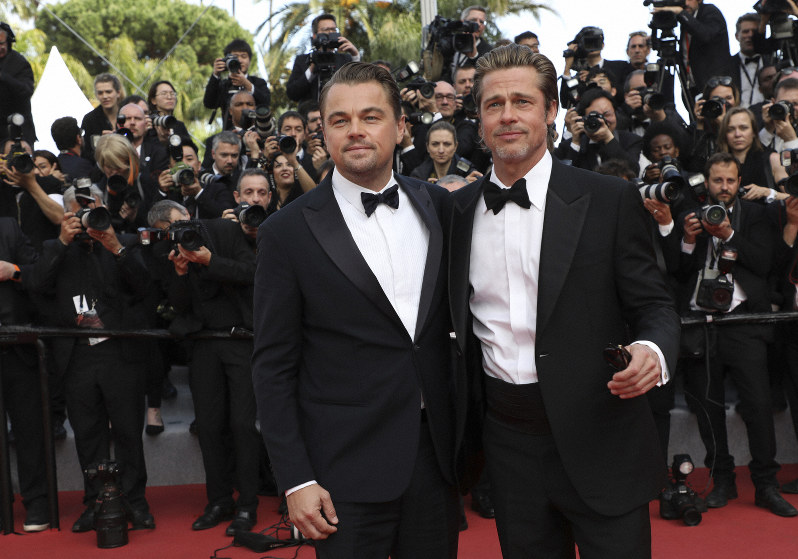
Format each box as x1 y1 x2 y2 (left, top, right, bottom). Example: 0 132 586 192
203 74 271 128
449 159 680 516
679 3 732 94
0 50 35 143
252 174 455 503
286 52 353 104
554 129 643 174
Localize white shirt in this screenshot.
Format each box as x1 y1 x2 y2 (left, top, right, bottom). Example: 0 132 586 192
737 52 764 108
469 150 668 385
287 169 430 497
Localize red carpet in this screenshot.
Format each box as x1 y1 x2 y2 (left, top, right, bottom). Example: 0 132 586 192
4 465 798 558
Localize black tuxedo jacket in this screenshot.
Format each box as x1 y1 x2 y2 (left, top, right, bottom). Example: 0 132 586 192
554 129 643 174
0 50 35 143
286 52 353 104
678 3 732 94
252 174 455 503
449 159 680 516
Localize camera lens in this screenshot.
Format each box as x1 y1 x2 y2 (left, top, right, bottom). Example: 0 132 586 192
278 135 297 154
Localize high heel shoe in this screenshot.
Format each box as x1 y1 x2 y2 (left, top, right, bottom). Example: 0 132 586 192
146 407 165 436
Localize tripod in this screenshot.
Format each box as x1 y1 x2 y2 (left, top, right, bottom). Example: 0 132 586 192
650 23 696 122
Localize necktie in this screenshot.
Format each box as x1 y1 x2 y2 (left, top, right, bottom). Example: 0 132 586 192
745 55 760 65
483 178 531 215
361 184 399 217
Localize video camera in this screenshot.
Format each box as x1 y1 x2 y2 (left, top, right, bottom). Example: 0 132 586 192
167 135 195 189
309 32 342 92
425 16 480 59
659 454 703 526
644 0 686 31
4 113 33 174
562 27 604 73
753 1 798 66
85 460 129 549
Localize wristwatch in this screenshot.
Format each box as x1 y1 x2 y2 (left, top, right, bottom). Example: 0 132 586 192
114 245 127 259
11 264 21 282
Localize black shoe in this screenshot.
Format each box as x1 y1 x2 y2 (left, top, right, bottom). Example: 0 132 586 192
705 481 737 508
755 486 798 517
23 501 49 532
192 504 234 531
72 507 95 532
145 408 164 436
53 419 67 441
471 491 495 519
161 378 178 400
189 419 198 435
130 509 156 530
782 479 798 494
225 510 257 537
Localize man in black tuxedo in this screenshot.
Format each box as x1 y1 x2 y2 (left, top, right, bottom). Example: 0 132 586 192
664 152 797 517
252 62 459 558
286 14 358 105
730 12 766 108
654 0 732 95
450 45 680 558
0 23 35 144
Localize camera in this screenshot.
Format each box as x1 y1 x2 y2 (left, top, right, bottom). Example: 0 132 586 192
395 60 420 82
5 113 33 174
85 460 129 548
770 100 794 121
151 114 177 129
425 16 479 58
697 274 735 312
778 149 798 195
659 454 703 526
638 156 685 203
582 110 605 134
701 96 729 120
274 135 297 154
695 203 727 226
167 220 205 252
223 53 242 73
563 27 604 72
233 203 268 228
754 0 794 15
311 32 342 51
460 93 478 116
165 135 195 188
253 105 277 138
406 111 434 126
644 0 686 30
76 207 112 231
404 77 436 99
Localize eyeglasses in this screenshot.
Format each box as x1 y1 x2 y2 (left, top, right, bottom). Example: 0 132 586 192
706 76 733 89
156 91 177 98
317 27 338 34
435 94 456 102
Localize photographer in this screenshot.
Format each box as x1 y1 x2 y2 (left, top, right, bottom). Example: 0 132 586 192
286 14 358 104
275 110 324 182
157 136 235 219
0 137 63 249
146 80 190 145
410 120 481 183
562 26 630 107
665 152 796 517
81 73 123 163
203 131 245 192
620 70 686 136
118 103 170 184
554 88 643 174
222 168 271 242
203 39 270 130
760 78 798 154
653 0 732 95
731 13 767 108
514 31 540 52
148 200 261 535
0 23 35 145
28 184 155 532
50 117 94 181
684 76 740 173
447 6 493 81
202 91 258 169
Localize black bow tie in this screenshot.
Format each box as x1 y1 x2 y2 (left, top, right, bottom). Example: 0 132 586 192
483 178 531 215
361 184 400 217
745 55 760 65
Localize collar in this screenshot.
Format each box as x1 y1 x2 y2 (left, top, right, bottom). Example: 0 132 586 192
482 150 551 213
331 167 399 216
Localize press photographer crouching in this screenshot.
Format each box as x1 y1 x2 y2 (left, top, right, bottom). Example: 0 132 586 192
157 135 235 219
554 88 642 174
663 152 797 517
147 200 261 535
27 181 155 533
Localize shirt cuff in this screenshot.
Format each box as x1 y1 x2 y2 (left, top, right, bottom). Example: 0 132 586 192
681 240 695 254
286 480 317 496
785 139 798 150
658 221 674 236
632 340 670 385
401 145 415 155
304 67 314 81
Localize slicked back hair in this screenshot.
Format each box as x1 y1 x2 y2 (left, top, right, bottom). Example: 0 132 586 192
319 62 401 121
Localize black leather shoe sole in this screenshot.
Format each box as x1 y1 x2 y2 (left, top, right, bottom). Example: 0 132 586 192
755 492 798 517
225 513 257 537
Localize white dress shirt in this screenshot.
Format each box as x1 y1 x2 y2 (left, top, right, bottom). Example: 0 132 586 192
469 150 668 385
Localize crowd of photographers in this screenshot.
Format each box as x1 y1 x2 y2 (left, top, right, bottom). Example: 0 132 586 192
6 0 798 540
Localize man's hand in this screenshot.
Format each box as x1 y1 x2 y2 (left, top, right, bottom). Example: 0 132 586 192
59 212 82 246
243 130 262 158
230 71 253 91
221 208 238 222
311 146 328 171
0 261 17 281
702 215 733 241
5 166 37 190
466 169 483 183
87 225 122 255
643 199 672 226
653 6 684 14
181 179 201 198
262 136 280 159
178 245 212 267
168 247 189 276
774 117 798 142
212 57 227 78
607 343 662 399
286 485 338 540
624 89 643 111
337 36 358 57
158 169 175 194
682 212 703 245
643 163 662 183
586 117 613 144
741 184 770 200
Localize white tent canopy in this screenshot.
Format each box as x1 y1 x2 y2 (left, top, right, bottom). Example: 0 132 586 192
30 46 94 154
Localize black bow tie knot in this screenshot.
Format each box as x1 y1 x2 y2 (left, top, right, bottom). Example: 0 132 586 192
483 178 531 215
361 184 400 217
745 55 760 65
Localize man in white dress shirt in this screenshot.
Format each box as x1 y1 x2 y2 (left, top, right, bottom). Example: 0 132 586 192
252 62 458 558
449 44 681 559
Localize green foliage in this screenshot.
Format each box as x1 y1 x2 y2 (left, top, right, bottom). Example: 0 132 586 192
36 0 255 74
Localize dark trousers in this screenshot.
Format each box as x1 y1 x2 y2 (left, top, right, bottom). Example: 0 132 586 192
483 377 651 559
1 346 47 509
314 419 459 559
65 340 148 510
684 323 779 487
189 339 260 512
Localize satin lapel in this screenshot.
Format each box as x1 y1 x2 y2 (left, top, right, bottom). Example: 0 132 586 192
400 176 441 341
537 161 590 333
302 178 403 328
449 177 485 352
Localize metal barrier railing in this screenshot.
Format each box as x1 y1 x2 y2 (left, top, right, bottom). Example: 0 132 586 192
1 311 797 533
